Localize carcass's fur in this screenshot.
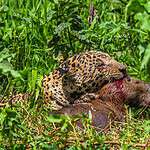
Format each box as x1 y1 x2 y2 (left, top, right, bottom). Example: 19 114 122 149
53 77 150 129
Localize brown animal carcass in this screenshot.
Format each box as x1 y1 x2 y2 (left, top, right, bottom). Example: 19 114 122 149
75 77 150 108
96 77 150 107
56 100 125 130
53 77 150 129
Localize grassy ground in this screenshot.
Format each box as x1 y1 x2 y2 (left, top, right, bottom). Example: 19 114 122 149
0 0 150 149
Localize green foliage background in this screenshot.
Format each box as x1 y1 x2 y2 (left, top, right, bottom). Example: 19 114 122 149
0 0 150 149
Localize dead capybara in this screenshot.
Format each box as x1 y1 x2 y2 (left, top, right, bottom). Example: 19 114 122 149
54 100 125 130
52 77 150 129
75 77 150 108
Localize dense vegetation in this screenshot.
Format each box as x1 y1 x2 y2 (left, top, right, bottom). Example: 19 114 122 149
0 0 150 149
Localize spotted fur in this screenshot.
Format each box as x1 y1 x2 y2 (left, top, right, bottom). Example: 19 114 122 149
42 51 127 110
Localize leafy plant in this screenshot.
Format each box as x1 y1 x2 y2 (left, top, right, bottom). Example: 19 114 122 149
0 0 150 149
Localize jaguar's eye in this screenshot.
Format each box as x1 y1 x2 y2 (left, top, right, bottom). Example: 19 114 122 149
58 66 69 76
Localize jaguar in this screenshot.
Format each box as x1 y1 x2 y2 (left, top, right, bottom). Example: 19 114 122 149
42 51 127 110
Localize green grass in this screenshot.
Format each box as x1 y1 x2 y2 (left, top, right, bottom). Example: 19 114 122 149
0 0 150 149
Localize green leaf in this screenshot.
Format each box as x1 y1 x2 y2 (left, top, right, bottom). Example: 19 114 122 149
47 114 66 123
28 69 38 92
144 1 150 13
141 44 150 69
0 62 21 78
127 0 145 14
135 12 150 31
53 0 58 4
0 109 7 125
54 23 71 36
